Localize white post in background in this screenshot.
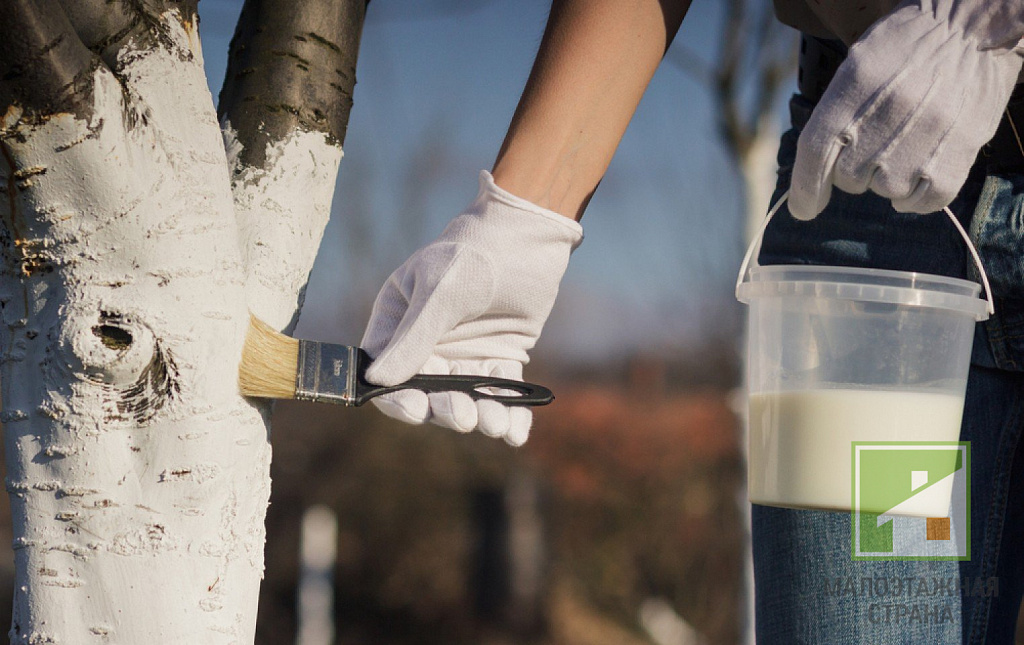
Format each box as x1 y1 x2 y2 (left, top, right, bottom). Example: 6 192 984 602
506 471 546 632
640 597 704 645
297 505 338 645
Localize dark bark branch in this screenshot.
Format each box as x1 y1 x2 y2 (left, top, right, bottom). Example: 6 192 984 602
0 0 101 123
218 0 369 168
665 45 712 86
56 0 199 70
714 0 749 161
747 9 785 144
750 18 797 148
706 0 796 164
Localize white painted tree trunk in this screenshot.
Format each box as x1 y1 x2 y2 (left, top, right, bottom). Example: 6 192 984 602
736 118 781 645
0 9 342 643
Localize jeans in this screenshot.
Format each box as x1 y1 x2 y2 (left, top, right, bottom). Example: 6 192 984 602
751 95 1024 644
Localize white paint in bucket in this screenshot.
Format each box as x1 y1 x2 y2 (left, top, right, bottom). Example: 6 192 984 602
748 389 964 515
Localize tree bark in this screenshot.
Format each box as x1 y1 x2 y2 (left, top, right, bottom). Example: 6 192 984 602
220 0 367 332
0 0 365 641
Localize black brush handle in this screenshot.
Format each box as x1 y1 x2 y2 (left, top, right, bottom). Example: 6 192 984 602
353 374 554 407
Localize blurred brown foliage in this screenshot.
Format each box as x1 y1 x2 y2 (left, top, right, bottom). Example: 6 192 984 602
256 355 746 645
527 385 744 643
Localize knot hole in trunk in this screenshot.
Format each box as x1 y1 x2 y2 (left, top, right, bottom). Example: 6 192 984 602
56 310 180 425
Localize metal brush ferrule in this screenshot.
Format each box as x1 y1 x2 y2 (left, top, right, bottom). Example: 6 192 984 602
294 340 358 405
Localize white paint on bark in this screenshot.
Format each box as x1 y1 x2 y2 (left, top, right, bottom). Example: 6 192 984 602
224 128 343 333
0 9 342 643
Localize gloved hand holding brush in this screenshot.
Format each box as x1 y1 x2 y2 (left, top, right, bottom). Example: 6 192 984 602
789 0 1024 219
360 0 681 444
361 170 583 446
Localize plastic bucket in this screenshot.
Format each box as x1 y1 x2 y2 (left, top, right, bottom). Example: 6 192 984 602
736 193 992 515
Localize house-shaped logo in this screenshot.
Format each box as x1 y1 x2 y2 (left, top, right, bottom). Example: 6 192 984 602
852 442 970 561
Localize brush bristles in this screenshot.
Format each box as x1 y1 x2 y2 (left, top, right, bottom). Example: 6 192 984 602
238 314 300 399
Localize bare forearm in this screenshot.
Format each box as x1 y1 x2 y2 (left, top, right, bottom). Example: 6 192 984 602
491 0 691 221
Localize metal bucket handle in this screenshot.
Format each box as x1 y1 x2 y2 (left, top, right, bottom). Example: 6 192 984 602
735 190 995 318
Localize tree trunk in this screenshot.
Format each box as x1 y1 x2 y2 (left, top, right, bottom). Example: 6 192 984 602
0 0 364 641
739 118 781 244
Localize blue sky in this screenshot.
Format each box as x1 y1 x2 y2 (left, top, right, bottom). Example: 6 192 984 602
199 0 797 363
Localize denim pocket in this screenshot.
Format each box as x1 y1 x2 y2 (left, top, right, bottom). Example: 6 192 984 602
971 174 1024 300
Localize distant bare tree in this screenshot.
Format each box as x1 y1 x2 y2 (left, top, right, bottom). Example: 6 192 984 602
668 5 797 644
668 0 797 236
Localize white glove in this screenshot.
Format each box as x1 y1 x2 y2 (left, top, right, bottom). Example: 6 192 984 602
790 0 1024 219
361 170 583 446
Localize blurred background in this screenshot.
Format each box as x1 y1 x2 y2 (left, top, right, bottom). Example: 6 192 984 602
2 4 1023 644
235 3 792 643
0 1 800 644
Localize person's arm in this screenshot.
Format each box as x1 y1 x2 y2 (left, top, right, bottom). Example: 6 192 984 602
492 0 691 221
360 0 691 445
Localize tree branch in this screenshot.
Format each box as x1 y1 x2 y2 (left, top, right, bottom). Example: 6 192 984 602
748 9 791 144
702 0 796 164
0 0 100 123
56 0 199 70
218 0 368 168
751 32 796 135
714 0 750 160
665 45 713 86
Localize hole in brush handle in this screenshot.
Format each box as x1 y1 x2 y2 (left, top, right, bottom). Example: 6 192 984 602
354 374 555 407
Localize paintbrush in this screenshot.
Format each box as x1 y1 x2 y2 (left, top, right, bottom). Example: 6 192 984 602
238 315 553 407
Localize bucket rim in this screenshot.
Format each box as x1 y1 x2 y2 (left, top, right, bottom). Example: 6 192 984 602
747 264 980 293
736 264 989 320
735 192 994 319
